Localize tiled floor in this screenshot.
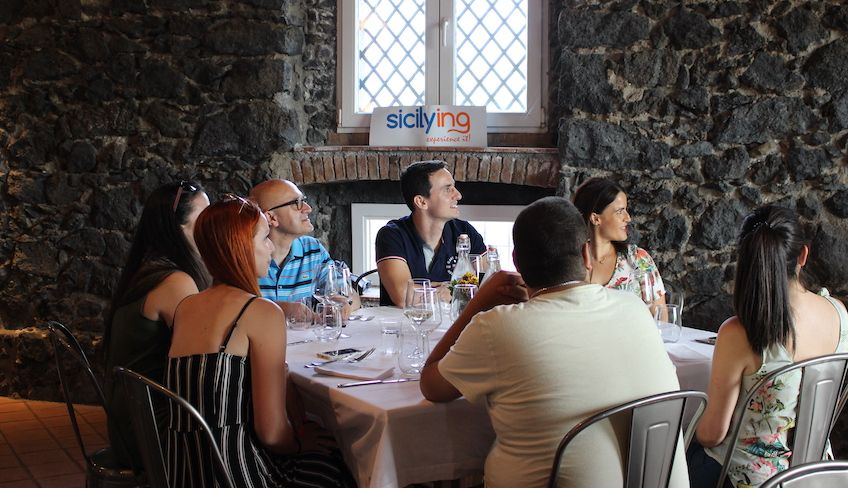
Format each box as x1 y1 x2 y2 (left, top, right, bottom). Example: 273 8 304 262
0 396 107 488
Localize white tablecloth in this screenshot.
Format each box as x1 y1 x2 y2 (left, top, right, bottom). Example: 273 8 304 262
286 307 715 488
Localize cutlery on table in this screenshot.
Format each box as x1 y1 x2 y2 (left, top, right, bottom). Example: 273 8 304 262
338 378 419 388
347 315 375 322
304 347 376 368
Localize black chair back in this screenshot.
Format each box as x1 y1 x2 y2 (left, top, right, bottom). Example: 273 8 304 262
46 321 140 487
114 366 234 488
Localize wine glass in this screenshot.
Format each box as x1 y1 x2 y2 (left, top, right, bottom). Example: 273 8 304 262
286 297 314 331
403 281 442 356
312 302 343 343
639 271 655 313
312 260 352 309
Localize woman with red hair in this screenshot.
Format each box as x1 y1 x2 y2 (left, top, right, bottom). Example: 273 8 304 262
167 195 355 488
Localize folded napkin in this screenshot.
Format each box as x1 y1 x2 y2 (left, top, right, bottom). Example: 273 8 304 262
314 362 394 381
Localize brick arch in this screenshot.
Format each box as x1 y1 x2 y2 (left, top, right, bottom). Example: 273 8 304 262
282 147 561 188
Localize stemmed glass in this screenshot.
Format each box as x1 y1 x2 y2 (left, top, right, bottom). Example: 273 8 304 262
639 271 654 305
312 260 352 309
639 271 656 315
403 280 442 357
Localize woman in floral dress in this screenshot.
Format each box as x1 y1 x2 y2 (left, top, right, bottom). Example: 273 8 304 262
572 177 666 307
688 206 848 487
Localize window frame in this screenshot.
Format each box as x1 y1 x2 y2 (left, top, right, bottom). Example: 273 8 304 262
350 203 524 283
338 0 548 134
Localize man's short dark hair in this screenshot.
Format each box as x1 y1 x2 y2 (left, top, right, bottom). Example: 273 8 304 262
513 197 588 288
400 160 448 211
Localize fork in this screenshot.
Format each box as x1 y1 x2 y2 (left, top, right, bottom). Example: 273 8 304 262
304 347 376 368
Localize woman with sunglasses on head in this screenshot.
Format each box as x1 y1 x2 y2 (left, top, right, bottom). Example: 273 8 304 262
104 180 211 468
688 206 848 488
166 195 355 488
572 177 667 308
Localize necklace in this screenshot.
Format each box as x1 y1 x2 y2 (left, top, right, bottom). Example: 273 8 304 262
595 247 614 264
530 280 585 299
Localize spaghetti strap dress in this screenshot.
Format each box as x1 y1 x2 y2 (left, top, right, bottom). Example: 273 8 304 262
165 296 356 488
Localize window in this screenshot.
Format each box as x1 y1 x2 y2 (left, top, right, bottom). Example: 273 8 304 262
351 203 523 284
338 0 547 133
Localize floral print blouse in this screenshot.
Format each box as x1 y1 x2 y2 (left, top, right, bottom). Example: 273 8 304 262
606 245 666 303
706 291 848 487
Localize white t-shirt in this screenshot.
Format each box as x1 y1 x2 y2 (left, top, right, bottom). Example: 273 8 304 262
438 284 689 488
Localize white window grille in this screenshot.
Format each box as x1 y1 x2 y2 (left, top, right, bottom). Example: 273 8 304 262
339 0 547 133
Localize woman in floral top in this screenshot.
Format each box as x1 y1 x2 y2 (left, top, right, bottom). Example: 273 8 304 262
687 206 848 488
573 177 666 305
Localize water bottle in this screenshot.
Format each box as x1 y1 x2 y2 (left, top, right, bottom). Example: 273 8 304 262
479 245 501 286
450 234 475 283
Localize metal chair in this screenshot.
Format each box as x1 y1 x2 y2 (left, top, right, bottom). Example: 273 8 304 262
46 321 142 488
113 366 235 488
547 390 708 488
353 268 378 294
760 460 848 488
716 353 848 488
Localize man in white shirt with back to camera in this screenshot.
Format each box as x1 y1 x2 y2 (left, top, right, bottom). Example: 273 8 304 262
420 196 688 488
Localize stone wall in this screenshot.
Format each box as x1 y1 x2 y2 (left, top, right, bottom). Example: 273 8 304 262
551 1 848 326
2 1 848 451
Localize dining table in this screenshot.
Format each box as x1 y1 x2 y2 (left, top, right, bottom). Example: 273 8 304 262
285 306 716 488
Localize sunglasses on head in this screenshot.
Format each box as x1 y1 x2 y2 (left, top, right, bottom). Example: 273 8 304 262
172 181 198 212
266 195 308 212
222 193 253 214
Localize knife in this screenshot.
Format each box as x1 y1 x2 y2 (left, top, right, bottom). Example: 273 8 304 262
337 378 420 388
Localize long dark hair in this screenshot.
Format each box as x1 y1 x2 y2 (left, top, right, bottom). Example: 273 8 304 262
733 205 806 353
194 196 263 296
572 177 628 254
104 181 210 358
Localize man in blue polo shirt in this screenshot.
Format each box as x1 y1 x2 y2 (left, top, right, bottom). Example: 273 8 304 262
250 179 360 316
375 161 486 306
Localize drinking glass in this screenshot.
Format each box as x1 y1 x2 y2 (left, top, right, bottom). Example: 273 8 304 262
312 260 352 308
285 297 314 331
404 282 442 356
654 304 682 343
379 318 401 356
397 323 425 377
312 302 343 343
450 284 477 321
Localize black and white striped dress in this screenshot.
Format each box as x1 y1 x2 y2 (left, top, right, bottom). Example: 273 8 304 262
165 296 356 488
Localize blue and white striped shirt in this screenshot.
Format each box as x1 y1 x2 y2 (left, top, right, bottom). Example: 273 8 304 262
258 236 331 302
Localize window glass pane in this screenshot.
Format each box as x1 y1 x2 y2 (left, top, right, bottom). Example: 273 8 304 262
454 0 528 113
357 0 427 114
363 217 516 273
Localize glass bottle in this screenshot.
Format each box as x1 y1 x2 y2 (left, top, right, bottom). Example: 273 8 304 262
450 234 475 284
479 245 501 286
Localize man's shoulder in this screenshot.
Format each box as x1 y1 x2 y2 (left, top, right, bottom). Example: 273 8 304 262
377 215 414 241
381 215 412 230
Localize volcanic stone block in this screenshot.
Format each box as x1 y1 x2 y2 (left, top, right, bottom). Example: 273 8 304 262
776 7 828 55
557 51 616 114
804 39 848 94
741 53 803 93
663 7 720 50
558 9 649 48
715 97 816 145
692 199 747 250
